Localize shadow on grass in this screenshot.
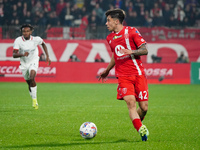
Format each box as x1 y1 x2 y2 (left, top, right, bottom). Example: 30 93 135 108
2 139 139 149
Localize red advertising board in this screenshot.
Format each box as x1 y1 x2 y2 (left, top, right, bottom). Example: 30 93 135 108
0 39 194 84
143 63 190 84
0 39 199 63
0 61 190 84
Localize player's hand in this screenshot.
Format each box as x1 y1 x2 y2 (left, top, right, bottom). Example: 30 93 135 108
119 49 132 55
98 70 109 83
46 57 51 66
24 52 29 57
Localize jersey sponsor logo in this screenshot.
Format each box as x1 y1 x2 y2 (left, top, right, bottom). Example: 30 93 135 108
113 35 122 40
117 55 130 60
115 45 125 56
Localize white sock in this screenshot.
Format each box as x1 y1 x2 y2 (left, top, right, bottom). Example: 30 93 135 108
30 86 37 99
29 91 32 97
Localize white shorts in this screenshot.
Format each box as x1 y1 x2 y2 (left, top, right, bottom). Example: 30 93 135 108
19 59 39 80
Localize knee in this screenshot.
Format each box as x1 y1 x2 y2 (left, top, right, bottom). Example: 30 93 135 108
141 103 148 112
142 107 148 113
126 99 137 110
29 76 35 83
124 95 137 109
29 70 36 82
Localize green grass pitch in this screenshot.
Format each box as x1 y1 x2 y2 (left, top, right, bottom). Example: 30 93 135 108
0 82 200 150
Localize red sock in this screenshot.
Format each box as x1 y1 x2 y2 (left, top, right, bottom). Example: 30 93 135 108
132 118 142 131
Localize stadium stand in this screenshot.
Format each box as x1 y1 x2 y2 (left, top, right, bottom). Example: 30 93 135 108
0 0 200 39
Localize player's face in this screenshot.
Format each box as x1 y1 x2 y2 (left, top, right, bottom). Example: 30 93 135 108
106 16 117 32
22 27 32 39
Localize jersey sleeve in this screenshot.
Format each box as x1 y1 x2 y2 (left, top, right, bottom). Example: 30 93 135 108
13 38 20 50
35 36 44 45
131 28 146 48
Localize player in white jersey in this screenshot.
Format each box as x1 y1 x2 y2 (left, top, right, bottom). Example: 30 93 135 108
13 24 51 109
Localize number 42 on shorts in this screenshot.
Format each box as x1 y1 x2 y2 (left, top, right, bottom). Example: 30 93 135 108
138 91 148 100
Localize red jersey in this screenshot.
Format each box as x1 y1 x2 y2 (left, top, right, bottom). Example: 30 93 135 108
106 26 146 77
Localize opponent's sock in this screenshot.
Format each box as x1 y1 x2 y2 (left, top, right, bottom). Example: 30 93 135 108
30 86 37 99
132 118 143 131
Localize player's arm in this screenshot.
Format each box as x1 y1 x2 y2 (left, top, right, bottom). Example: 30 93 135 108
41 42 51 65
98 54 115 82
13 50 29 58
120 43 148 56
132 43 148 56
105 53 115 72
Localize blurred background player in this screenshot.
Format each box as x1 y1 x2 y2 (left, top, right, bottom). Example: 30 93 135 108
13 24 51 109
99 9 149 141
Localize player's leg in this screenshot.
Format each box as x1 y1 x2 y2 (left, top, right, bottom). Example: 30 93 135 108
123 95 148 141
124 95 140 120
137 101 148 121
20 65 33 99
135 75 149 141
25 80 32 97
123 95 142 129
29 69 36 87
29 69 38 109
28 59 39 109
117 76 147 141
135 75 149 121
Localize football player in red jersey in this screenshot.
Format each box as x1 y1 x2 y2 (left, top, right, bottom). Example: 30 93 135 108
98 9 149 141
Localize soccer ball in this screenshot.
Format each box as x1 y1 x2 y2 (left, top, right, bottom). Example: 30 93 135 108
79 122 97 139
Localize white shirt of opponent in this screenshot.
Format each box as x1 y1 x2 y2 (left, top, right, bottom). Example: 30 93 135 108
13 35 43 64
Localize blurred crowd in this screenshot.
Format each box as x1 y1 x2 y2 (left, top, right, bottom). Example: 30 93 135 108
0 0 200 28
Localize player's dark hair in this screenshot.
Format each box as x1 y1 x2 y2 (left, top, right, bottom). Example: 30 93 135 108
105 9 126 24
20 24 34 32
